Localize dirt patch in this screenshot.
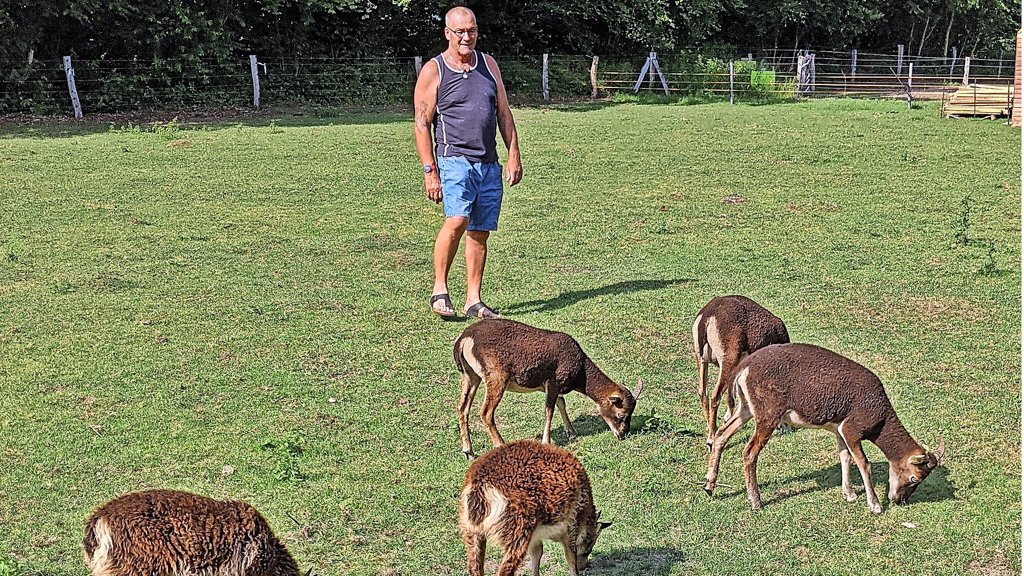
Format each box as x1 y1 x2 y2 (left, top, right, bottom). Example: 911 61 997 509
906 295 984 322
967 549 1015 576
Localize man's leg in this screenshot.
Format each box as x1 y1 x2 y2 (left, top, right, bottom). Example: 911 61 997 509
464 229 488 310
432 216 469 314
463 161 502 315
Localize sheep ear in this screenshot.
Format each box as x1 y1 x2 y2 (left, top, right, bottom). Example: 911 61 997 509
608 394 623 406
598 521 613 532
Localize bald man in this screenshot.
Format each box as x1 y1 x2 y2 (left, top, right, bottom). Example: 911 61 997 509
413 7 522 319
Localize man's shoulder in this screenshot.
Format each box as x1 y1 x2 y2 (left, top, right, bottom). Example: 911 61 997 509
480 52 501 70
417 57 442 82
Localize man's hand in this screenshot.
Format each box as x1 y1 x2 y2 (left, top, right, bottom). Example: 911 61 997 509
505 155 523 186
425 171 443 203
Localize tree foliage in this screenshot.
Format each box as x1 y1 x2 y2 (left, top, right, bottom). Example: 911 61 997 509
1 0 1015 64
0 0 1015 113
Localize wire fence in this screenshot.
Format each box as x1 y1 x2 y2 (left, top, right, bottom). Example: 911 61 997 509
1 48 1016 116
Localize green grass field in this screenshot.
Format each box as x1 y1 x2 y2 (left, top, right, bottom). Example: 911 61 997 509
0 99 1020 576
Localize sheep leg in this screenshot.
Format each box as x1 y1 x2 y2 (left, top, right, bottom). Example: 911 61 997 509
541 384 558 444
707 352 740 450
480 373 508 448
556 396 577 440
463 532 486 576
458 369 483 459
704 401 752 494
841 427 882 513
836 432 857 502
527 541 543 576
743 422 776 510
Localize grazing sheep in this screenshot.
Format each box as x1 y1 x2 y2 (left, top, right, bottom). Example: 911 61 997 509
459 440 611 576
83 489 303 576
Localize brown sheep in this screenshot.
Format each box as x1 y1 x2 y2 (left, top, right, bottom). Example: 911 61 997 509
83 489 303 576
454 318 643 458
459 440 611 576
693 295 790 449
703 343 946 513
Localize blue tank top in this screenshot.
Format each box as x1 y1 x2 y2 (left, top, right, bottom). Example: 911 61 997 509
433 50 498 163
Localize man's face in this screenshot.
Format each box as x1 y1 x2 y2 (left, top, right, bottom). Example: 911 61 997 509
445 12 478 56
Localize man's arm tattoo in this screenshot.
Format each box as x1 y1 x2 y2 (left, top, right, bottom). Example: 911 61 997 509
415 101 431 130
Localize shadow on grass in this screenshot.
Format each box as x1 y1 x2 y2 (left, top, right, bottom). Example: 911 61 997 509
588 545 687 575
555 412 701 445
503 278 694 314
0 106 415 138
769 460 956 507
714 457 956 509
0 98 632 139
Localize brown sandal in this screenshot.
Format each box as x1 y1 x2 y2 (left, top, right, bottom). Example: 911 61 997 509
465 302 500 319
430 293 457 318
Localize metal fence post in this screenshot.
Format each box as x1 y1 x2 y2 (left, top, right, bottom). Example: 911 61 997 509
897 44 904 75
542 53 550 103
63 56 83 119
729 60 734 105
249 55 260 109
907 62 914 109
851 49 857 79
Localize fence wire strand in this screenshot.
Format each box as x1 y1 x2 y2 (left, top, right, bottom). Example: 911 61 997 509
1 49 1015 115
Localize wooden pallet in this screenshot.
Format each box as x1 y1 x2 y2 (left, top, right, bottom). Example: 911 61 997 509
944 83 1013 117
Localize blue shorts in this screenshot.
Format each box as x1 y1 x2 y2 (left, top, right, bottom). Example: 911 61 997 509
438 156 504 231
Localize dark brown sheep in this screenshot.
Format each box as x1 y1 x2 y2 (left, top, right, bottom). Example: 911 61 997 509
703 343 946 513
692 295 789 449
453 318 643 458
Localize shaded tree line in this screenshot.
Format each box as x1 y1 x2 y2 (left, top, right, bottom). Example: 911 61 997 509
2 0 1017 64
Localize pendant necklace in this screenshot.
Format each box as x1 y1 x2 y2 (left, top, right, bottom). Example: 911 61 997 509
448 53 470 79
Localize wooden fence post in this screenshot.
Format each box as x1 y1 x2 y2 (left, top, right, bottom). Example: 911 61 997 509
542 53 550 103
897 44 904 75
249 55 261 109
414 56 423 76
590 56 599 99
851 49 857 78
961 56 971 85
729 60 734 105
63 56 83 119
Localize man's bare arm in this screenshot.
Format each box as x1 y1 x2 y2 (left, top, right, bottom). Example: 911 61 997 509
413 61 443 202
486 54 522 186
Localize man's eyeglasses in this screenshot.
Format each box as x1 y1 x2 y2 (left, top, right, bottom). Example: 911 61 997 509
446 27 478 38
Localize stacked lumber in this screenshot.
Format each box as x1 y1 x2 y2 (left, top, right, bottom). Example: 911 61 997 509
943 83 1014 118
